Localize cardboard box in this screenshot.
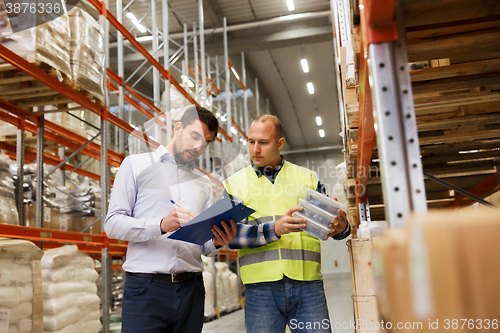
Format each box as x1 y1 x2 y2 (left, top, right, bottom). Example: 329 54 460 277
59 214 101 235
24 205 60 230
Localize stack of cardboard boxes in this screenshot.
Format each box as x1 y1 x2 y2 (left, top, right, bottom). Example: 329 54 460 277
372 210 500 332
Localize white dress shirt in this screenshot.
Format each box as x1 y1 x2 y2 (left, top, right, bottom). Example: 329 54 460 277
105 145 218 274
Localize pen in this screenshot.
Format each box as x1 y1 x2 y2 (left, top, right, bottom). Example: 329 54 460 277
170 200 181 208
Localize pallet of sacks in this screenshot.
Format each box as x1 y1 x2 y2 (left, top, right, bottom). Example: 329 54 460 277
0 238 44 333
372 209 500 333
42 245 101 333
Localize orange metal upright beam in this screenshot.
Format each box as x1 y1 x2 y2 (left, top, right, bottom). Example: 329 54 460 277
355 0 399 210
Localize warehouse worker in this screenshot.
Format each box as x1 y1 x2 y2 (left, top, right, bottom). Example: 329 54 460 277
105 106 237 333
221 115 350 333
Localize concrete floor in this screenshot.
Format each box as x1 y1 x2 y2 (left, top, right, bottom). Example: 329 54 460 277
202 272 355 333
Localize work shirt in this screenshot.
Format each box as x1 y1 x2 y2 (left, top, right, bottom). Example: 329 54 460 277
230 158 351 249
105 145 218 274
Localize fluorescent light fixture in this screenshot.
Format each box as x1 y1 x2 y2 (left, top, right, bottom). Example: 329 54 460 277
231 127 237 134
231 67 240 80
315 116 322 126
148 135 156 141
319 129 325 138
221 116 227 122
136 36 153 42
126 12 147 33
307 82 314 94
216 112 221 117
187 80 195 88
206 100 211 107
301 59 309 73
286 0 295 11
181 75 188 81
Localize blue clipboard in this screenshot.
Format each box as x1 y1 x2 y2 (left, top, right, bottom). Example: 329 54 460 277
168 195 255 245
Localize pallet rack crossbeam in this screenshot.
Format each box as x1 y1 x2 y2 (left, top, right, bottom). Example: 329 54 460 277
43 131 101 180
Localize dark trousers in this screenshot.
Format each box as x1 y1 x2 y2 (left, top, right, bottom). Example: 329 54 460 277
121 274 205 333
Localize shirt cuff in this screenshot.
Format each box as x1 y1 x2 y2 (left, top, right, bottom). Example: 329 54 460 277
264 221 280 242
203 239 221 256
145 218 164 240
332 221 351 240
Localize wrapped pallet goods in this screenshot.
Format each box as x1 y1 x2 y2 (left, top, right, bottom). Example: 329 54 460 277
201 256 215 318
42 245 101 333
0 153 18 225
44 105 87 138
0 1 72 83
214 262 240 312
68 7 105 103
0 238 43 333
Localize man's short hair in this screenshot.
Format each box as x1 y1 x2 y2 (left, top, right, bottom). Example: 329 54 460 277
179 106 219 140
253 115 283 140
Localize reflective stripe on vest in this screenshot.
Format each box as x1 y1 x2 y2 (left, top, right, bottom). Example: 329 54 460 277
281 249 321 263
239 249 279 267
238 248 320 267
248 215 283 225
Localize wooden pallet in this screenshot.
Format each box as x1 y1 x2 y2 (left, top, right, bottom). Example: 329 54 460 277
0 61 104 109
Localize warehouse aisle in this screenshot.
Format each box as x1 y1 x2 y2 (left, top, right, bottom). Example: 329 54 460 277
202 272 354 333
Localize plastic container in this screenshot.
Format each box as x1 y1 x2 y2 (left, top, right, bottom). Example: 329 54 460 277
305 188 344 216
298 199 336 227
294 212 332 240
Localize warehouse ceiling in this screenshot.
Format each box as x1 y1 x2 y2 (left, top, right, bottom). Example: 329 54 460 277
102 0 341 151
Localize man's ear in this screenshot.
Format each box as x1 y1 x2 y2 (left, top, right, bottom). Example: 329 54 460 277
278 137 285 150
173 122 183 136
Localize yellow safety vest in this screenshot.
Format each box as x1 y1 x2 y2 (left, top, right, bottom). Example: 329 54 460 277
224 161 322 284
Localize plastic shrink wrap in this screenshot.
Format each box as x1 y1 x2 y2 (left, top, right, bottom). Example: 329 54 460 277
201 256 215 318
41 245 101 333
0 238 44 333
0 153 18 225
0 1 72 82
68 7 105 103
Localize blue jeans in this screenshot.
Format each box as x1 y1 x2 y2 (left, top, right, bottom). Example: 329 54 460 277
121 274 205 333
244 276 331 333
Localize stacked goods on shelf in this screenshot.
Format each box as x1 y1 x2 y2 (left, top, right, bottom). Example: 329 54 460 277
0 2 72 82
373 210 500 332
0 153 19 225
55 180 100 234
44 105 87 138
10 163 60 229
42 245 101 333
358 221 388 238
68 7 105 104
201 256 216 318
214 262 240 313
0 238 44 333
111 270 124 310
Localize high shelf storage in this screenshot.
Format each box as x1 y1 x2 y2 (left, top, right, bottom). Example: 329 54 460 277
334 0 500 329
0 0 257 331
334 0 500 228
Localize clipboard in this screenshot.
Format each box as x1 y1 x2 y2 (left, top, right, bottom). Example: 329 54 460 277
168 194 255 245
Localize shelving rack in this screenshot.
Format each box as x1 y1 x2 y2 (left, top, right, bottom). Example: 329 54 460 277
334 0 500 228
0 0 261 331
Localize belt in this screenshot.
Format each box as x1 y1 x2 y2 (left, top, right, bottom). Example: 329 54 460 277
126 271 203 283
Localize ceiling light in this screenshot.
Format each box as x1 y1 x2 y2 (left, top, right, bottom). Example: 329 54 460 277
319 129 325 138
221 116 227 122
187 80 195 88
316 116 322 126
126 13 147 33
231 127 237 134
307 82 314 95
216 112 220 117
136 36 153 42
286 0 295 11
231 67 240 80
301 59 309 73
